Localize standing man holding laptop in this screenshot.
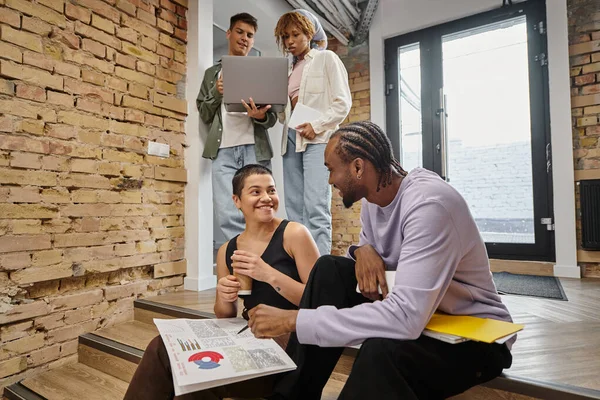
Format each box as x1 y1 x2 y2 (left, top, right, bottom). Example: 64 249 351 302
197 13 278 241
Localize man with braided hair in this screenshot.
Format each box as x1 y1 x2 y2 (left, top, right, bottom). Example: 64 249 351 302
249 121 515 400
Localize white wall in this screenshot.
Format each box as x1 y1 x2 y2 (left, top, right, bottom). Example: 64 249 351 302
185 0 292 290
185 0 216 291
369 0 579 277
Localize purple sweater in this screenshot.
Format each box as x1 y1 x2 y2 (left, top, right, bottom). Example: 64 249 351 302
296 168 514 348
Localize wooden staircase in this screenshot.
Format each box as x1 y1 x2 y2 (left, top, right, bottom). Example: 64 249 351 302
2 297 348 400
4 293 600 400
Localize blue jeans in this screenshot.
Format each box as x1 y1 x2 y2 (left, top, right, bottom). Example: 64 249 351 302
212 144 271 242
282 129 332 255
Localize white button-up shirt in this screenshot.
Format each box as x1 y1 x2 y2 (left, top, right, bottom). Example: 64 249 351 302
280 49 352 154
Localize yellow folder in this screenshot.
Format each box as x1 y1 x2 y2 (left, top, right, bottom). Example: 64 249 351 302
425 314 524 343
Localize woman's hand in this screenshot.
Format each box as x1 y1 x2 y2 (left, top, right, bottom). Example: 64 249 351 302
242 97 271 121
296 122 316 140
217 275 240 303
231 250 274 283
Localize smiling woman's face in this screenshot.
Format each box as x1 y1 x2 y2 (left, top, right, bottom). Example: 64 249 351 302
233 174 279 222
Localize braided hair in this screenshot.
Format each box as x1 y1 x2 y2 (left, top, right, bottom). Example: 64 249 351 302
332 121 407 192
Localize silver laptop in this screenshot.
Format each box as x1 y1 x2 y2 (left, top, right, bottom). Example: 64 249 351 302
222 55 289 113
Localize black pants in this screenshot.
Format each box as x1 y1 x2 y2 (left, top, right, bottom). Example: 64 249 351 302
270 255 513 400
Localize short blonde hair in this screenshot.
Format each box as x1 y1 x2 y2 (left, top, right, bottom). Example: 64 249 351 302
274 12 316 54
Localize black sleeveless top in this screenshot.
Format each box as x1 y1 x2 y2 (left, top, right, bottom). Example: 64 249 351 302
226 220 300 313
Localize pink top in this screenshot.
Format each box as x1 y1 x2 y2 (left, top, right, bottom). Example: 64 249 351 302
288 58 306 101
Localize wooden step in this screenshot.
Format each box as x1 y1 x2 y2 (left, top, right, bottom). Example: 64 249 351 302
133 298 215 324
18 363 127 400
78 333 142 383
94 320 158 351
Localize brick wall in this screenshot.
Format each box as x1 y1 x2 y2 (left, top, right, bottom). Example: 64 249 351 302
568 0 600 278
327 38 370 256
0 0 188 385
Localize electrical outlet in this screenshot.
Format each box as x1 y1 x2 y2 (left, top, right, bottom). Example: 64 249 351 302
148 141 170 158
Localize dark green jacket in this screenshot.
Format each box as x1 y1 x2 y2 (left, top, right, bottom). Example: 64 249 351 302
196 62 277 162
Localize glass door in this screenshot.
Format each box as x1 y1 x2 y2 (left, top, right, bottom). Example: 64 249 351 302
385 1 554 261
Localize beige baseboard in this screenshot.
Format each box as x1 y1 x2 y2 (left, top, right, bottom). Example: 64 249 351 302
574 169 600 181
489 259 554 276
578 250 600 263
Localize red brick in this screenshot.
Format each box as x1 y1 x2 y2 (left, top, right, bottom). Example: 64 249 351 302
75 21 121 50
5 0 65 27
571 54 591 66
23 52 54 72
571 34 591 45
156 44 174 58
116 53 137 69
116 0 136 16
51 27 80 50
160 0 176 12
176 17 186 30
10 152 41 170
125 109 144 123
81 69 106 86
141 36 157 52
0 41 23 63
116 27 138 44
65 2 91 23
121 14 159 41
157 8 177 25
175 4 186 15
22 16 52 36
16 84 47 103
137 60 155 75
137 8 156 26
0 234 52 253
54 62 80 79
82 38 106 58
91 14 115 34
0 6 20 27
173 28 186 42
1 60 63 90
1 25 42 53
582 83 600 95
75 0 119 23
157 18 173 34
64 78 113 103
76 98 103 115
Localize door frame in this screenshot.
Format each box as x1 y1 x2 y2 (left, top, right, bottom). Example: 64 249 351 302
384 0 555 262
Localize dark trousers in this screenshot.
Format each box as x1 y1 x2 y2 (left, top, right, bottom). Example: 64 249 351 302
124 255 512 400
270 255 513 400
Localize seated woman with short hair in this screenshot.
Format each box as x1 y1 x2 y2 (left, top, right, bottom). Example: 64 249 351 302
123 164 320 400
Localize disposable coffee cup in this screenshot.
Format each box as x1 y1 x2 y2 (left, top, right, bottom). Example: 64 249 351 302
234 271 252 295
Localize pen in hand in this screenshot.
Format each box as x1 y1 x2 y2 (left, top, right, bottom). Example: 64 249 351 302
237 325 249 335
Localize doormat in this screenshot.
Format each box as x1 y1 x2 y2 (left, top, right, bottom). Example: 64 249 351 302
492 271 568 301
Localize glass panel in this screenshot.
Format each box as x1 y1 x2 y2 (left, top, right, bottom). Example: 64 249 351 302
397 43 422 171
442 16 535 244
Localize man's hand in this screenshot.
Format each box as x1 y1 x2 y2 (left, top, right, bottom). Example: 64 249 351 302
216 76 223 95
296 122 316 140
230 250 273 283
248 305 298 339
355 244 388 301
242 97 271 120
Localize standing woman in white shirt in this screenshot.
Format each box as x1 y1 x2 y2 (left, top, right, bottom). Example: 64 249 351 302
274 10 352 255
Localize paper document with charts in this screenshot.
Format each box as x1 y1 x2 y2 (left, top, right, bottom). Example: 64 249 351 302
154 318 297 396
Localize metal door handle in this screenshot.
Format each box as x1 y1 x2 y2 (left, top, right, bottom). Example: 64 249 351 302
436 88 449 181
